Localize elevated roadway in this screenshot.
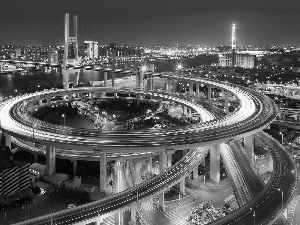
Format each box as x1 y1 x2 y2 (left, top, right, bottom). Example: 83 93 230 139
1 75 295 225
220 140 264 207
212 132 297 225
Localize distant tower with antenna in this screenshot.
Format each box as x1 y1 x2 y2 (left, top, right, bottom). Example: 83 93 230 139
232 23 237 67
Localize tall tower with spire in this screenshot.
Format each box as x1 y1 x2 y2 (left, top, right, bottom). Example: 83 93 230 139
232 23 237 67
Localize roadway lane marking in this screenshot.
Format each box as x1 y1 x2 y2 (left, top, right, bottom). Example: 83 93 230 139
103 215 115 225
165 209 189 225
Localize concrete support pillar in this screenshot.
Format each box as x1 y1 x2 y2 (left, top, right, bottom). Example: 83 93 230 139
100 152 107 191
111 73 115 88
189 82 193 96
208 85 212 105
39 99 43 105
128 202 137 225
46 146 56 176
180 178 186 193
140 71 145 90
244 135 254 163
268 154 273 171
73 159 77 175
4 133 11 150
136 73 139 88
63 70 70 89
172 79 176 93
167 79 172 92
148 155 153 173
74 71 79 86
116 160 122 193
297 114 300 122
159 151 168 173
47 97 51 106
103 72 107 87
193 166 198 180
224 91 229 113
165 79 169 92
210 144 220 184
90 93 94 103
129 160 137 186
149 64 155 72
167 152 172 168
196 83 200 97
158 192 165 211
183 106 188 115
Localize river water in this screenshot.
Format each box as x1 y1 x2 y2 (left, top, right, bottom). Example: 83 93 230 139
0 56 217 97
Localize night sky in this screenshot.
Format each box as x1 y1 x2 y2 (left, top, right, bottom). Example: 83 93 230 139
1 0 300 46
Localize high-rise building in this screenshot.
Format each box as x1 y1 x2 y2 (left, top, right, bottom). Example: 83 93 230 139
218 53 256 68
84 41 98 59
48 51 58 64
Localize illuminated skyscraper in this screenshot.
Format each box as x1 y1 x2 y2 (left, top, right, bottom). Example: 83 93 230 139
84 41 99 59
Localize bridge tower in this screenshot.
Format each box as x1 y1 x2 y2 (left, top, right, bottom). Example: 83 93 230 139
231 23 237 67
63 13 80 89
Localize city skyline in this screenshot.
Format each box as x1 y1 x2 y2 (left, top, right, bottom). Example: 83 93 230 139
1 0 300 46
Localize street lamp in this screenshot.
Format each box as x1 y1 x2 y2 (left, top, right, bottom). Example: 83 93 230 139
62 114 65 126
278 189 283 216
250 208 256 225
176 64 183 71
279 132 283 144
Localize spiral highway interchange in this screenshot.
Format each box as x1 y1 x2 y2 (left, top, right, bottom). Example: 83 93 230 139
0 74 297 225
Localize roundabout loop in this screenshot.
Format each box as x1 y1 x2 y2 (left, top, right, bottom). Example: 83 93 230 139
0 77 277 153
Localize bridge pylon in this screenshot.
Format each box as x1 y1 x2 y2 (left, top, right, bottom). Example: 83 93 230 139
63 13 80 89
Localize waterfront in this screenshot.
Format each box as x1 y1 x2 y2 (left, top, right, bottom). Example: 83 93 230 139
0 56 217 97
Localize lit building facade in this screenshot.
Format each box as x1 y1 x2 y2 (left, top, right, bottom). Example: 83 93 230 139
0 163 31 197
84 41 98 59
219 53 256 68
48 51 58 64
